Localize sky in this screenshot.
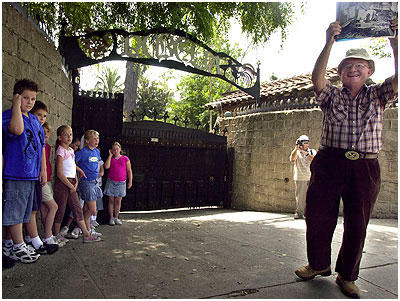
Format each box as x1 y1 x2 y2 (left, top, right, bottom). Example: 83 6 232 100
80 1 396 91
230 1 395 83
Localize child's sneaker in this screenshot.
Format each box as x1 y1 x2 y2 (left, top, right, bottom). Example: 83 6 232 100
91 220 99 228
56 234 69 245
83 235 101 243
89 229 102 238
25 242 40 255
114 218 122 225
42 241 59 254
109 217 115 226
33 244 47 255
59 226 69 236
10 243 40 263
49 236 59 246
54 236 66 247
34 243 58 255
68 227 81 239
65 230 77 239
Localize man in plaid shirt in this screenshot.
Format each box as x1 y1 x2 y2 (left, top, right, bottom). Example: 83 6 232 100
295 19 398 299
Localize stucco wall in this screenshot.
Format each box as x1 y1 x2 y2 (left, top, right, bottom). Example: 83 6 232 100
220 107 398 218
2 3 73 148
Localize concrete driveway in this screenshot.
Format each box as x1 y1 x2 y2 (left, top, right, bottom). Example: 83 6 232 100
2 208 398 299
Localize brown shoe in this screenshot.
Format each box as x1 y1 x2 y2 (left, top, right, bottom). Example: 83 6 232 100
295 265 331 280
336 274 360 299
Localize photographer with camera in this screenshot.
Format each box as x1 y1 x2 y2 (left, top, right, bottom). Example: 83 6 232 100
289 135 316 219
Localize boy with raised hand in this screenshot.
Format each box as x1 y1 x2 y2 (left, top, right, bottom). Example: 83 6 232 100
2 79 46 263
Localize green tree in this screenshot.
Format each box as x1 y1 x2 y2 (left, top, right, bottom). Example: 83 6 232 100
26 2 295 45
136 77 173 119
168 75 215 130
168 37 243 130
366 38 393 59
26 2 298 130
93 65 124 93
269 74 279 81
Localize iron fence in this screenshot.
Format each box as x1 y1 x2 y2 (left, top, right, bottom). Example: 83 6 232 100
11 2 57 46
233 95 398 116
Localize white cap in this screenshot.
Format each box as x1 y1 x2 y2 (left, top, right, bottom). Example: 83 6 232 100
296 135 310 144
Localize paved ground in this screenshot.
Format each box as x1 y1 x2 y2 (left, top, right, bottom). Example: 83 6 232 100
2 208 398 299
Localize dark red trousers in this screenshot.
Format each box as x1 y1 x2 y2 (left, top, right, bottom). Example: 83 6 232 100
305 150 381 281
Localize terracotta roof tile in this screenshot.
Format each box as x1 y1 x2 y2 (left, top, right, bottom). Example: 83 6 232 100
206 68 339 107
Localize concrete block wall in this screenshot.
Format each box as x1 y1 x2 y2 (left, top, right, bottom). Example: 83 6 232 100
2 3 73 149
221 107 398 218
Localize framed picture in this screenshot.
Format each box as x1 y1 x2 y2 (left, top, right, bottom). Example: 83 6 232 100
335 2 398 41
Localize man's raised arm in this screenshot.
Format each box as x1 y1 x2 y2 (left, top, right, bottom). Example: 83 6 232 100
312 21 342 96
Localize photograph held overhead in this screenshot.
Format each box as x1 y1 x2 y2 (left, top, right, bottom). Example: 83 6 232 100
335 2 398 41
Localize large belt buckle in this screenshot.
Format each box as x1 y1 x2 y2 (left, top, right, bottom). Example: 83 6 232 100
345 150 360 160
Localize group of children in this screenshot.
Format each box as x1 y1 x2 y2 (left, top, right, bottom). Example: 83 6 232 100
2 79 133 266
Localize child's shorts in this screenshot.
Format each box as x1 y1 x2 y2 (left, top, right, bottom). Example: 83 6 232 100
79 180 103 202
2 180 35 226
31 181 43 211
104 179 126 197
42 182 54 202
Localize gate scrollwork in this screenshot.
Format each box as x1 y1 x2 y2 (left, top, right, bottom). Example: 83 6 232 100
60 27 260 104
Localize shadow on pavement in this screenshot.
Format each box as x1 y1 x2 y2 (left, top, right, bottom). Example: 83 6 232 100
2 208 397 299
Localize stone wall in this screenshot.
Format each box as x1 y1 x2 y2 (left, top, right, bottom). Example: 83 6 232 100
220 107 398 218
2 3 73 148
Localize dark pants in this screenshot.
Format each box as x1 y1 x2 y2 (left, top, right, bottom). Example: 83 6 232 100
305 150 380 281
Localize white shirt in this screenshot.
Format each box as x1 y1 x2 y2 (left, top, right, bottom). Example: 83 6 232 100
55 146 77 178
293 149 316 181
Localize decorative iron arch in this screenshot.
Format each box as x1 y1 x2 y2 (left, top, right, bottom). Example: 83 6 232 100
59 26 260 104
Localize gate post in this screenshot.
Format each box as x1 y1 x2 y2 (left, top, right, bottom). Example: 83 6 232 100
223 147 234 209
71 68 85 139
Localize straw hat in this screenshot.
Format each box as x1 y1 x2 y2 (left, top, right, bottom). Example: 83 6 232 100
338 48 375 74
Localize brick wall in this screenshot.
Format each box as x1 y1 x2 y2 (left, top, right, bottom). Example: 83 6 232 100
2 3 73 149
220 107 398 218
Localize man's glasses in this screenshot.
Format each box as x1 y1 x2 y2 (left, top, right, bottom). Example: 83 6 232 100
343 63 369 71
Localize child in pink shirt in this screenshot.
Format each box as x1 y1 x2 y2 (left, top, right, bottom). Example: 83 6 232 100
103 142 133 226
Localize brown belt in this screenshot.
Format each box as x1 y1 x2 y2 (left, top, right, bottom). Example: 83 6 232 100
319 146 378 160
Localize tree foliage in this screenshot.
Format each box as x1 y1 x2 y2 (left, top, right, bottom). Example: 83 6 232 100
168 75 221 130
136 77 174 119
168 38 243 130
25 2 295 45
94 65 124 93
25 2 297 131
366 38 393 59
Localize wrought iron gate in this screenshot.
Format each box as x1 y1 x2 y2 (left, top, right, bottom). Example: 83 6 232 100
72 89 231 213
121 121 229 211
71 88 124 155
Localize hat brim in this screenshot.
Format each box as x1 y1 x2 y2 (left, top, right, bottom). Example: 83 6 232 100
338 56 375 74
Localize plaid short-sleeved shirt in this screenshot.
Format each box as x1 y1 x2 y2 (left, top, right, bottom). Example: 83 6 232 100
316 78 396 153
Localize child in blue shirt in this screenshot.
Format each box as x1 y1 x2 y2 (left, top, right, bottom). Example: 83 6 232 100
75 130 103 238
2 79 46 263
